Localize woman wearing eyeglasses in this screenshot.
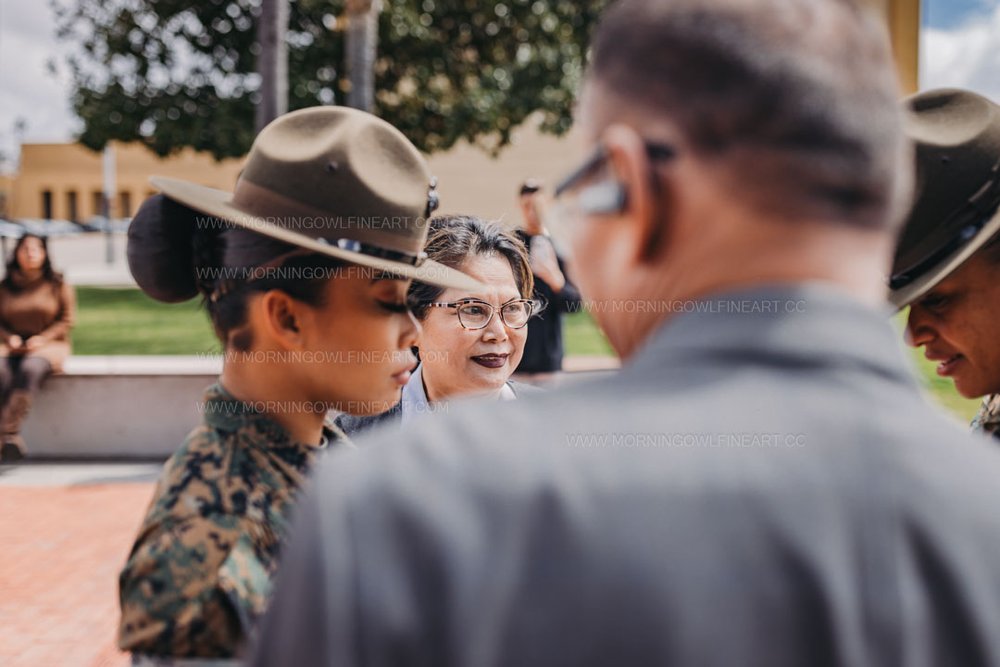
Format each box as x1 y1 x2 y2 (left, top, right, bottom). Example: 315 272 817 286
336 215 539 436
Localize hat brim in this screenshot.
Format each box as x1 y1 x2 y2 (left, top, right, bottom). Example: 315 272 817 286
150 176 485 292
889 206 1000 309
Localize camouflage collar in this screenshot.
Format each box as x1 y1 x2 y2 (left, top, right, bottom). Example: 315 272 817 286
971 393 1000 439
202 382 338 458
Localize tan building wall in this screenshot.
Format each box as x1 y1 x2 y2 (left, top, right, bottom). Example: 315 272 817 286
7 142 243 222
0 173 13 219
428 121 578 227
2 125 569 229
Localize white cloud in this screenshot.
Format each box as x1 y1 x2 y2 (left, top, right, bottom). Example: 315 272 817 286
921 1 1000 101
0 0 79 168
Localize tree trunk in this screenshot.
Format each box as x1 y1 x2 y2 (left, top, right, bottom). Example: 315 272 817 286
345 0 381 112
256 0 290 131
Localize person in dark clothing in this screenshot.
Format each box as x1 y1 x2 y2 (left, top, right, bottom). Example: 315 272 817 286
513 181 581 381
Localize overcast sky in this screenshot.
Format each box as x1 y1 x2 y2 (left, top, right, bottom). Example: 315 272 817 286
1 0 998 168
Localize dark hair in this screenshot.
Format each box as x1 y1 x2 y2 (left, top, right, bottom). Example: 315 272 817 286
192 225 345 351
408 215 534 320
588 0 910 230
2 234 62 290
127 194 344 351
520 180 542 197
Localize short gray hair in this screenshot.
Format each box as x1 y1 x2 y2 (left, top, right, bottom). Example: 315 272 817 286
408 215 534 319
587 0 912 230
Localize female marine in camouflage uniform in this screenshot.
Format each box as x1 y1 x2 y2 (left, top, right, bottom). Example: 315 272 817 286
117 107 479 661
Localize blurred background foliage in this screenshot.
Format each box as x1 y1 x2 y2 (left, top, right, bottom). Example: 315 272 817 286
52 0 609 159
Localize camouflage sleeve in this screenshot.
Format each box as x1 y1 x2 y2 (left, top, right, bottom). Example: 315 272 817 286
971 394 1000 441
118 512 270 659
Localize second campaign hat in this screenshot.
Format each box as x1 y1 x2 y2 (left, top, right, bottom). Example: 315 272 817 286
889 88 1000 308
148 105 481 291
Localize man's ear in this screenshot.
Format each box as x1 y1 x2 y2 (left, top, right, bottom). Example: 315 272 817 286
603 124 671 264
259 290 303 349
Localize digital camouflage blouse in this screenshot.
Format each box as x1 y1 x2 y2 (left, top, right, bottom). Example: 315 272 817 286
118 383 346 659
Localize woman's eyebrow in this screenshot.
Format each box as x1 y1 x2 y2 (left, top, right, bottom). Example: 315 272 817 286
455 294 523 303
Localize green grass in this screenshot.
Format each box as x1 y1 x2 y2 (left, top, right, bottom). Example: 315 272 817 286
71 288 981 422
74 288 613 359
75 287 220 355
563 310 615 356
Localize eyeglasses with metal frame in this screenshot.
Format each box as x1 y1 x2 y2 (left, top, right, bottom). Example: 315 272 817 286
425 297 538 330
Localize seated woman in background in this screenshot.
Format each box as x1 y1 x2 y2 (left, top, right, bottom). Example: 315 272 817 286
337 215 539 437
0 234 76 461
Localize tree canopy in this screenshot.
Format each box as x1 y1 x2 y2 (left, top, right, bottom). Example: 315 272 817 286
52 0 609 159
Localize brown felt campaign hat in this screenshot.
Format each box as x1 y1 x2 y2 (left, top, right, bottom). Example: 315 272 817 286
150 105 481 291
889 88 1000 308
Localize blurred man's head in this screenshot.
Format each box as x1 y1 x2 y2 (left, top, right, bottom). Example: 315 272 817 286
558 0 910 358
892 89 1000 399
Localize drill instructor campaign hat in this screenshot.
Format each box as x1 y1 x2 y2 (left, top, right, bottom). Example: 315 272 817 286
889 88 1000 308
146 105 482 292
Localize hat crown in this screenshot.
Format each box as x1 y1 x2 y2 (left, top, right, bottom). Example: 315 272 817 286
893 89 1000 275
233 106 433 254
143 106 484 293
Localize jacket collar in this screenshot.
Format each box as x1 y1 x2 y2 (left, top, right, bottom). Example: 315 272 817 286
626 283 917 386
400 365 518 424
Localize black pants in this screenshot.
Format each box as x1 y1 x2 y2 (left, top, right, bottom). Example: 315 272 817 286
0 355 51 397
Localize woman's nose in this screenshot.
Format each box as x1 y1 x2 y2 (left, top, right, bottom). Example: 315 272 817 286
904 307 933 348
481 312 508 341
403 309 421 347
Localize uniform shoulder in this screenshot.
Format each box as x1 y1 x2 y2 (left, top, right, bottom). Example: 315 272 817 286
145 423 234 522
119 421 287 657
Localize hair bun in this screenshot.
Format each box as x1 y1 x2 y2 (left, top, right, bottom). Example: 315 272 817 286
127 194 201 303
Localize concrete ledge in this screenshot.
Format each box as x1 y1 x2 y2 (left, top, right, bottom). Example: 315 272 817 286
562 355 620 372
25 357 219 460
20 355 619 460
62 355 221 376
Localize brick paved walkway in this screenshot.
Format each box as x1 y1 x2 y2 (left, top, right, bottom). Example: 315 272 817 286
0 467 157 667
